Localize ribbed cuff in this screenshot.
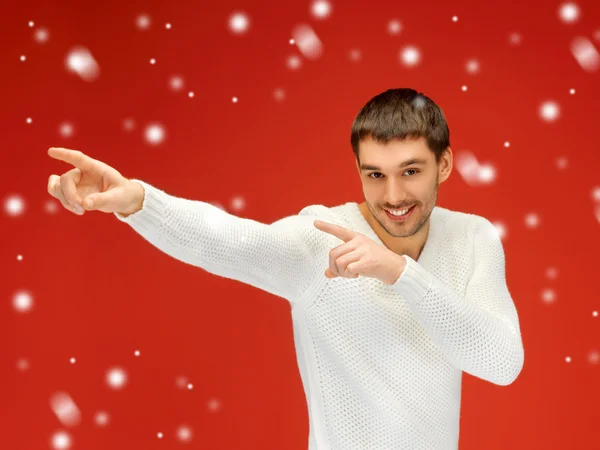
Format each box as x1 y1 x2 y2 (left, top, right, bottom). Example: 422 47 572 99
392 255 433 305
113 179 171 235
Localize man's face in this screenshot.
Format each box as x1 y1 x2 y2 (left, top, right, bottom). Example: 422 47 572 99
355 135 450 238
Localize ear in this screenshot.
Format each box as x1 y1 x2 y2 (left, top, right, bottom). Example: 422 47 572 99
438 147 453 184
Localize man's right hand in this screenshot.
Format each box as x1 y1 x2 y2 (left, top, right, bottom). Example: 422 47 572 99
46 147 144 216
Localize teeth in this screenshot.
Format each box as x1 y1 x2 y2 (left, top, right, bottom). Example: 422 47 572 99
387 207 410 216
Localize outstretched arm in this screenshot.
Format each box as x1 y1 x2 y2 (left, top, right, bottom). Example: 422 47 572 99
114 179 329 304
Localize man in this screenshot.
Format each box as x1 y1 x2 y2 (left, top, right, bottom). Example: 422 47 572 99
47 88 524 449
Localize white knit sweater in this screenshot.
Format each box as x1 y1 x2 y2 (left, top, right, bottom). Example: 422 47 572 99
114 179 524 450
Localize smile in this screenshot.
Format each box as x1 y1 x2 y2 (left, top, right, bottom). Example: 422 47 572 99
384 205 416 221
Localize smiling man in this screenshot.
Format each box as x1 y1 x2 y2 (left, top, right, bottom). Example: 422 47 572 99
49 87 524 450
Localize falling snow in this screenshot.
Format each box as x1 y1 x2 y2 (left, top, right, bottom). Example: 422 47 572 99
570 37 600 72
229 11 250 34
558 2 580 24
311 0 332 19
50 392 81 427
106 367 128 389
65 46 100 82
388 19 402 35
144 123 166 145
539 101 560 122
136 14 151 30
292 24 323 60
399 46 421 67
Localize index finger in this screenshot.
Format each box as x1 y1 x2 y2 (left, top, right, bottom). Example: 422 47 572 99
47 147 95 171
313 220 356 242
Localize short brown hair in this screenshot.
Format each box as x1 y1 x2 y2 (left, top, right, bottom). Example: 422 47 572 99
350 88 450 165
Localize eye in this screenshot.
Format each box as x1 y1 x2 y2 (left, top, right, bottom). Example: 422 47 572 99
368 169 419 179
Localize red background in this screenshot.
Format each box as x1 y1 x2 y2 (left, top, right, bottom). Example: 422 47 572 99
2 0 600 449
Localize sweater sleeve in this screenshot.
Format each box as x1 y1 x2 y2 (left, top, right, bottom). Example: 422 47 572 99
112 179 328 304
391 216 524 386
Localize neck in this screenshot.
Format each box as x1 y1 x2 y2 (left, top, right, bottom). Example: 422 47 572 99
359 202 430 259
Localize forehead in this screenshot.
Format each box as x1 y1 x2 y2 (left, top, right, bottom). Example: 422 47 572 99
359 135 432 162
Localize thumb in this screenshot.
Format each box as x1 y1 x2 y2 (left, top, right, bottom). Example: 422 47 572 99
83 188 121 211
324 268 338 278
83 195 98 210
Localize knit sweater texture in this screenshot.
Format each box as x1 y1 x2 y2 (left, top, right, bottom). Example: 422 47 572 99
114 179 524 450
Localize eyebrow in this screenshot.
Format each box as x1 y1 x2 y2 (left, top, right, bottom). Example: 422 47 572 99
359 157 428 172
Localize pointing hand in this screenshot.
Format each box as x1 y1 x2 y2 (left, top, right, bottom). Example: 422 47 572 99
46 147 143 215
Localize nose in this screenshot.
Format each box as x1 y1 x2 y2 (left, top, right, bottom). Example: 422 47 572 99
384 186 408 208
